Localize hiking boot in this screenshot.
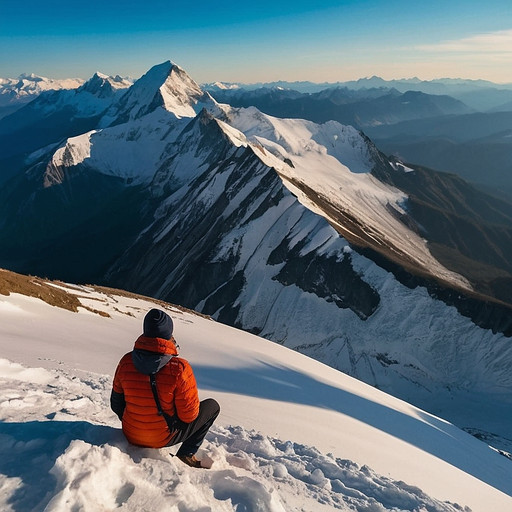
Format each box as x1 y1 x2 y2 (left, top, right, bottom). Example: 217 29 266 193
177 454 204 469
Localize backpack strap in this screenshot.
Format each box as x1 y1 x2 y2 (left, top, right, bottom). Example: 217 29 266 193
149 373 180 434
149 373 165 416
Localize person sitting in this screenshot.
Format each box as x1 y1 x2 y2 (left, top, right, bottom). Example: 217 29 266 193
111 308 220 468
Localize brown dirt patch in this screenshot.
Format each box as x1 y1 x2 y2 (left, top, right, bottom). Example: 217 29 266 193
0 269 212 320
0 269 81 312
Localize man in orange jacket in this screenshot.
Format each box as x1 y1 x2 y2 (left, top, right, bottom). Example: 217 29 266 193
111 308 220 468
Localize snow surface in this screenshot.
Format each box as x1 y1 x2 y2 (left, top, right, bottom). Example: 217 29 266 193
1 283 512 511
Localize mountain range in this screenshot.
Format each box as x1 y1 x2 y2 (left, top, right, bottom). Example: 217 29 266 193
208 86 475 128
205 76 512 111
1 61 512 444
364 111 512 200
206 80 512 200
0 73 85 120
4 73 511 199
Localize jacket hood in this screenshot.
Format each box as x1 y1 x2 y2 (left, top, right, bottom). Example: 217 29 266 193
131 335 179 375
134 335 178 355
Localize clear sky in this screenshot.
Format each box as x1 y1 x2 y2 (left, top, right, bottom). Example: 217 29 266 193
1 0 512 84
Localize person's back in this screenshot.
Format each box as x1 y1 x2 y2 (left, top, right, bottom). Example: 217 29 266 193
111 308 220 468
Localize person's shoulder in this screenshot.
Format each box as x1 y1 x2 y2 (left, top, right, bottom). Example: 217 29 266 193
117 351 134 368
169 356 193 374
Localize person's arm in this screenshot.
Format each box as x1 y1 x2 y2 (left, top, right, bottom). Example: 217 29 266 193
110 389 126 421
111 360 126 421
173 360 200 424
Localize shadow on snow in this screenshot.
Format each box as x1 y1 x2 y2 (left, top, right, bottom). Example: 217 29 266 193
194 360 512 497
2 361 512 510
0 420 125 511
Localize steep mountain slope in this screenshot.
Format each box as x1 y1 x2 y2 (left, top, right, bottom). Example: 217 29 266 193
371 161 512 305
1 61 512 434
2 271 511 512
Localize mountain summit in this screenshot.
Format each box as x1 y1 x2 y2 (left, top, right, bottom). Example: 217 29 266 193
79 72 132 98
102 61 214 126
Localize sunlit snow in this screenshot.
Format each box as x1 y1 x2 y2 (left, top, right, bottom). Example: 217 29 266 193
1 284 512 511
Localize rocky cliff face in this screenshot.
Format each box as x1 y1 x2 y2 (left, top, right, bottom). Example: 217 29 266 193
105 111 382 327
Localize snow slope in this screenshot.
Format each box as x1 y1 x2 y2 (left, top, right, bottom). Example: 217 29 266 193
45 109 191 185
1 277 511 511
219 106 472 291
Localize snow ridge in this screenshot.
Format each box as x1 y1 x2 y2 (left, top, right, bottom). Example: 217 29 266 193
219 105 472 291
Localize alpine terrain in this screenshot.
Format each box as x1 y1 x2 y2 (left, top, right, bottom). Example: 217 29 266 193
0 60 512 450
2 272 512 511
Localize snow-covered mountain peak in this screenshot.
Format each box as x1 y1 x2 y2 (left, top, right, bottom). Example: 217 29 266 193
102 61 215 126
205 81 242 90
17 72 44 83
158 62 215 116
78 72 132 99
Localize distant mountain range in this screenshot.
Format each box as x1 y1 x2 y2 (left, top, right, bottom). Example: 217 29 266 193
364 111 512 199
208 86 475 128
0 74 85 120
1 61 512 427
205 75 512 111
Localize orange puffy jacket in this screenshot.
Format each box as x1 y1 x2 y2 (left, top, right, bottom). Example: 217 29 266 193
112 335 200 448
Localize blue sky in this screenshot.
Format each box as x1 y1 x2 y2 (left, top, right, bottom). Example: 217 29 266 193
1 0 511 83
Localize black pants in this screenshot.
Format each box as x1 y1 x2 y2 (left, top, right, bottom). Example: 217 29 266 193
167 398 220 456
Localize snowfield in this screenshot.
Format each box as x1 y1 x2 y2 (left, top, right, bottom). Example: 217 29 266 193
1 281 512 511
